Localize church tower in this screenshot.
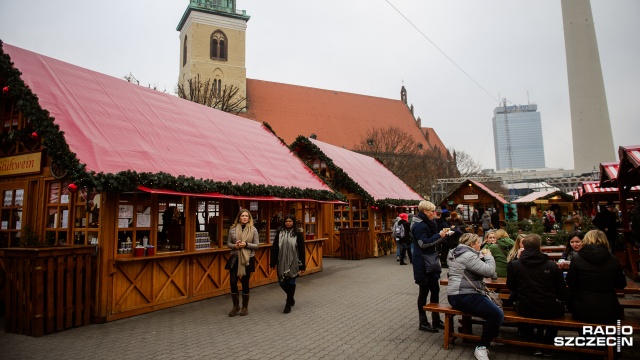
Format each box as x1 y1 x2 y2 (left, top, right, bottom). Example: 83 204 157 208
177 1 250 106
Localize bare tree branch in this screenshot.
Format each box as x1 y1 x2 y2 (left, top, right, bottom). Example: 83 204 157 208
176 75 248 114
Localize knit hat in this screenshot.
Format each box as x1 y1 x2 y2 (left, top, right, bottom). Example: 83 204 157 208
399 213 408 221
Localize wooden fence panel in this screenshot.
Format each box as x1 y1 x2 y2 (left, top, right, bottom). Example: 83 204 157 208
1 246 96 337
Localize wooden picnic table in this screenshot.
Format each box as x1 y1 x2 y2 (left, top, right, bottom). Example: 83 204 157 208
440 276 640 294
541 245 565 252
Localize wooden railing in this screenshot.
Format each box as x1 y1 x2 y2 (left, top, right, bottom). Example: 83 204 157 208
106 238 324 321
2 246 96 337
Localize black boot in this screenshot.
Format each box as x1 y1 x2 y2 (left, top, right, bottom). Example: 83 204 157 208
419 312 438 333
288 284 296 307
432 314 445 330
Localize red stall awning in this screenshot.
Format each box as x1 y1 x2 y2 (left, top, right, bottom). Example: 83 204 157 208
3 44 333 195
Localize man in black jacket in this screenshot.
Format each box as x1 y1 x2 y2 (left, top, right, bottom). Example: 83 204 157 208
507 234 570 355
592 202 620 253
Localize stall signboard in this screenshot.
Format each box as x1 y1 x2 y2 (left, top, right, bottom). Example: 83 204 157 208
463 194 479 200
0 152 42 176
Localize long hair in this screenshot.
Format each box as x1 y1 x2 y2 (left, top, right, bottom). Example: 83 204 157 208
583 230 609 249
231 208 254 228
279 214 298 234
562 230 584 258
507 233 527 262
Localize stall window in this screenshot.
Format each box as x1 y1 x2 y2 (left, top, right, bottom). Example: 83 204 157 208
72 189 100 245
350 199 369 230
116 192 152 255
333 203 350 231
196 199 220 249
156 196 184 253
249 201 270 244
0 188 24 247
302 202 318 239
45 180 71 245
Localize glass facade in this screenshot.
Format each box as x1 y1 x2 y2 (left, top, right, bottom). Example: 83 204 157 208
492 104 545 170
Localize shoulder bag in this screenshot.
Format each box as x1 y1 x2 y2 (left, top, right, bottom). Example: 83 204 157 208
462 272 503 309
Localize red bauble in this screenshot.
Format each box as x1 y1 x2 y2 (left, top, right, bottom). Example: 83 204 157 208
2 86 8 94
30 132 38 140
68 183 78 193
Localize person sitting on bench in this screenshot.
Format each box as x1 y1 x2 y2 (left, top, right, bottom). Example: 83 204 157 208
447 233 503 360
507 234 570 356
566 230 626 324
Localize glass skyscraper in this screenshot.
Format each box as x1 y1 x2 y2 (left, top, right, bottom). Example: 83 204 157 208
492 104 545 170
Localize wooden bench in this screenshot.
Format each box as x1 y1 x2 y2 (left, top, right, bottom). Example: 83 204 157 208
424 303 640 360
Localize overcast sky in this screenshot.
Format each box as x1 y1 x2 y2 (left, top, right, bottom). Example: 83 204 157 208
1 0 638 172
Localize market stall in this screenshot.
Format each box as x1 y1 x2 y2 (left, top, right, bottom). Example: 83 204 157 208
290 137 423 258
0 43 341 326
512 190 575 230
437 179 507 232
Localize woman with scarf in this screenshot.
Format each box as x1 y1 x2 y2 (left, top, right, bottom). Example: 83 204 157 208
227 209 259 317
270 214 306 313
411 200 448 333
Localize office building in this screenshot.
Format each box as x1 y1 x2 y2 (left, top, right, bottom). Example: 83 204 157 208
493 104 545 170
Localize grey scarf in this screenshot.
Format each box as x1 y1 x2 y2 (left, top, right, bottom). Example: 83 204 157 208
278 228 300 281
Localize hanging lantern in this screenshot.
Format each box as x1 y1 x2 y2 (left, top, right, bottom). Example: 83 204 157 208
68 183 78 193
30 132 38 140
2 86 8 94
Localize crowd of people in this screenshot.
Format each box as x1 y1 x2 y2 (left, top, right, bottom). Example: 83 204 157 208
223 200 634 360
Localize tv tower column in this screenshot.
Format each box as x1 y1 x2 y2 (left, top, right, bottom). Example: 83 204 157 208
561 0 616 173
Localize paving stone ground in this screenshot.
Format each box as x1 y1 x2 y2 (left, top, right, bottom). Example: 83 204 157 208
1 255 639 359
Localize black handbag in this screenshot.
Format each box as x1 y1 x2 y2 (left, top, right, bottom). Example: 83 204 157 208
225 254 237 270
423 250 441 274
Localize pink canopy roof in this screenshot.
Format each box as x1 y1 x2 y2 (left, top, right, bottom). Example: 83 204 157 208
309 139 423 201
3 44 331 193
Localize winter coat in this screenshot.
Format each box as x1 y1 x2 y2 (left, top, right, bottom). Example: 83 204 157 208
269 227 306 270
507 250 570 319
481 237 515 277
446 244 496 296
566 244 627 324
592 210 620 245
411 212 445 284
481 213 491 230
447 217 466 229
397 219 411 245
491 212 500 229
434 217 449 232
392 217 401 240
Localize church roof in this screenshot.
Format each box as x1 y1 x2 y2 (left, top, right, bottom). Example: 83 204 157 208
422 127 450 159
2 43 332 194
243 79 439 152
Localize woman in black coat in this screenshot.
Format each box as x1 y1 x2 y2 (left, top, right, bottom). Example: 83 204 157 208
566 230 626 324
270 214 306 314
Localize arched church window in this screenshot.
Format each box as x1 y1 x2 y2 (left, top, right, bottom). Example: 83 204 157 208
183 36 187 66
210 30 228 61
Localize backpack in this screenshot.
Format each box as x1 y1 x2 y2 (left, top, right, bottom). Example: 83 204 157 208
394 222 405 238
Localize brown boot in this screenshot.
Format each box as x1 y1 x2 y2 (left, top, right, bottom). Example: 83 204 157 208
240 294 250 316
228 293 240 317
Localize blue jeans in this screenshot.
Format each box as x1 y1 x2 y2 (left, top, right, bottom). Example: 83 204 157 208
396 239 401 257
448 293 504 347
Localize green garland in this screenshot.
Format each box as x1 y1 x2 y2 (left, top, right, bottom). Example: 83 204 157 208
291 136 420 207
0 41 340 201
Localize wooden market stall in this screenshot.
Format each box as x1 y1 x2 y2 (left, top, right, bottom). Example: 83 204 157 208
512 190 576 230
598 147 640 280
437 179 507 233
290 137 423 259
0 43 342 328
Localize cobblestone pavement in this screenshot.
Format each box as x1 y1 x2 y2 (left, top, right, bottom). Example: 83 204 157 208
1 255 639 359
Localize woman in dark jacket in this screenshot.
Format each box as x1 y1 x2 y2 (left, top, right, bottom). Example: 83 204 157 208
270 214 306 314
566 230 627 324
411 201 447 333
